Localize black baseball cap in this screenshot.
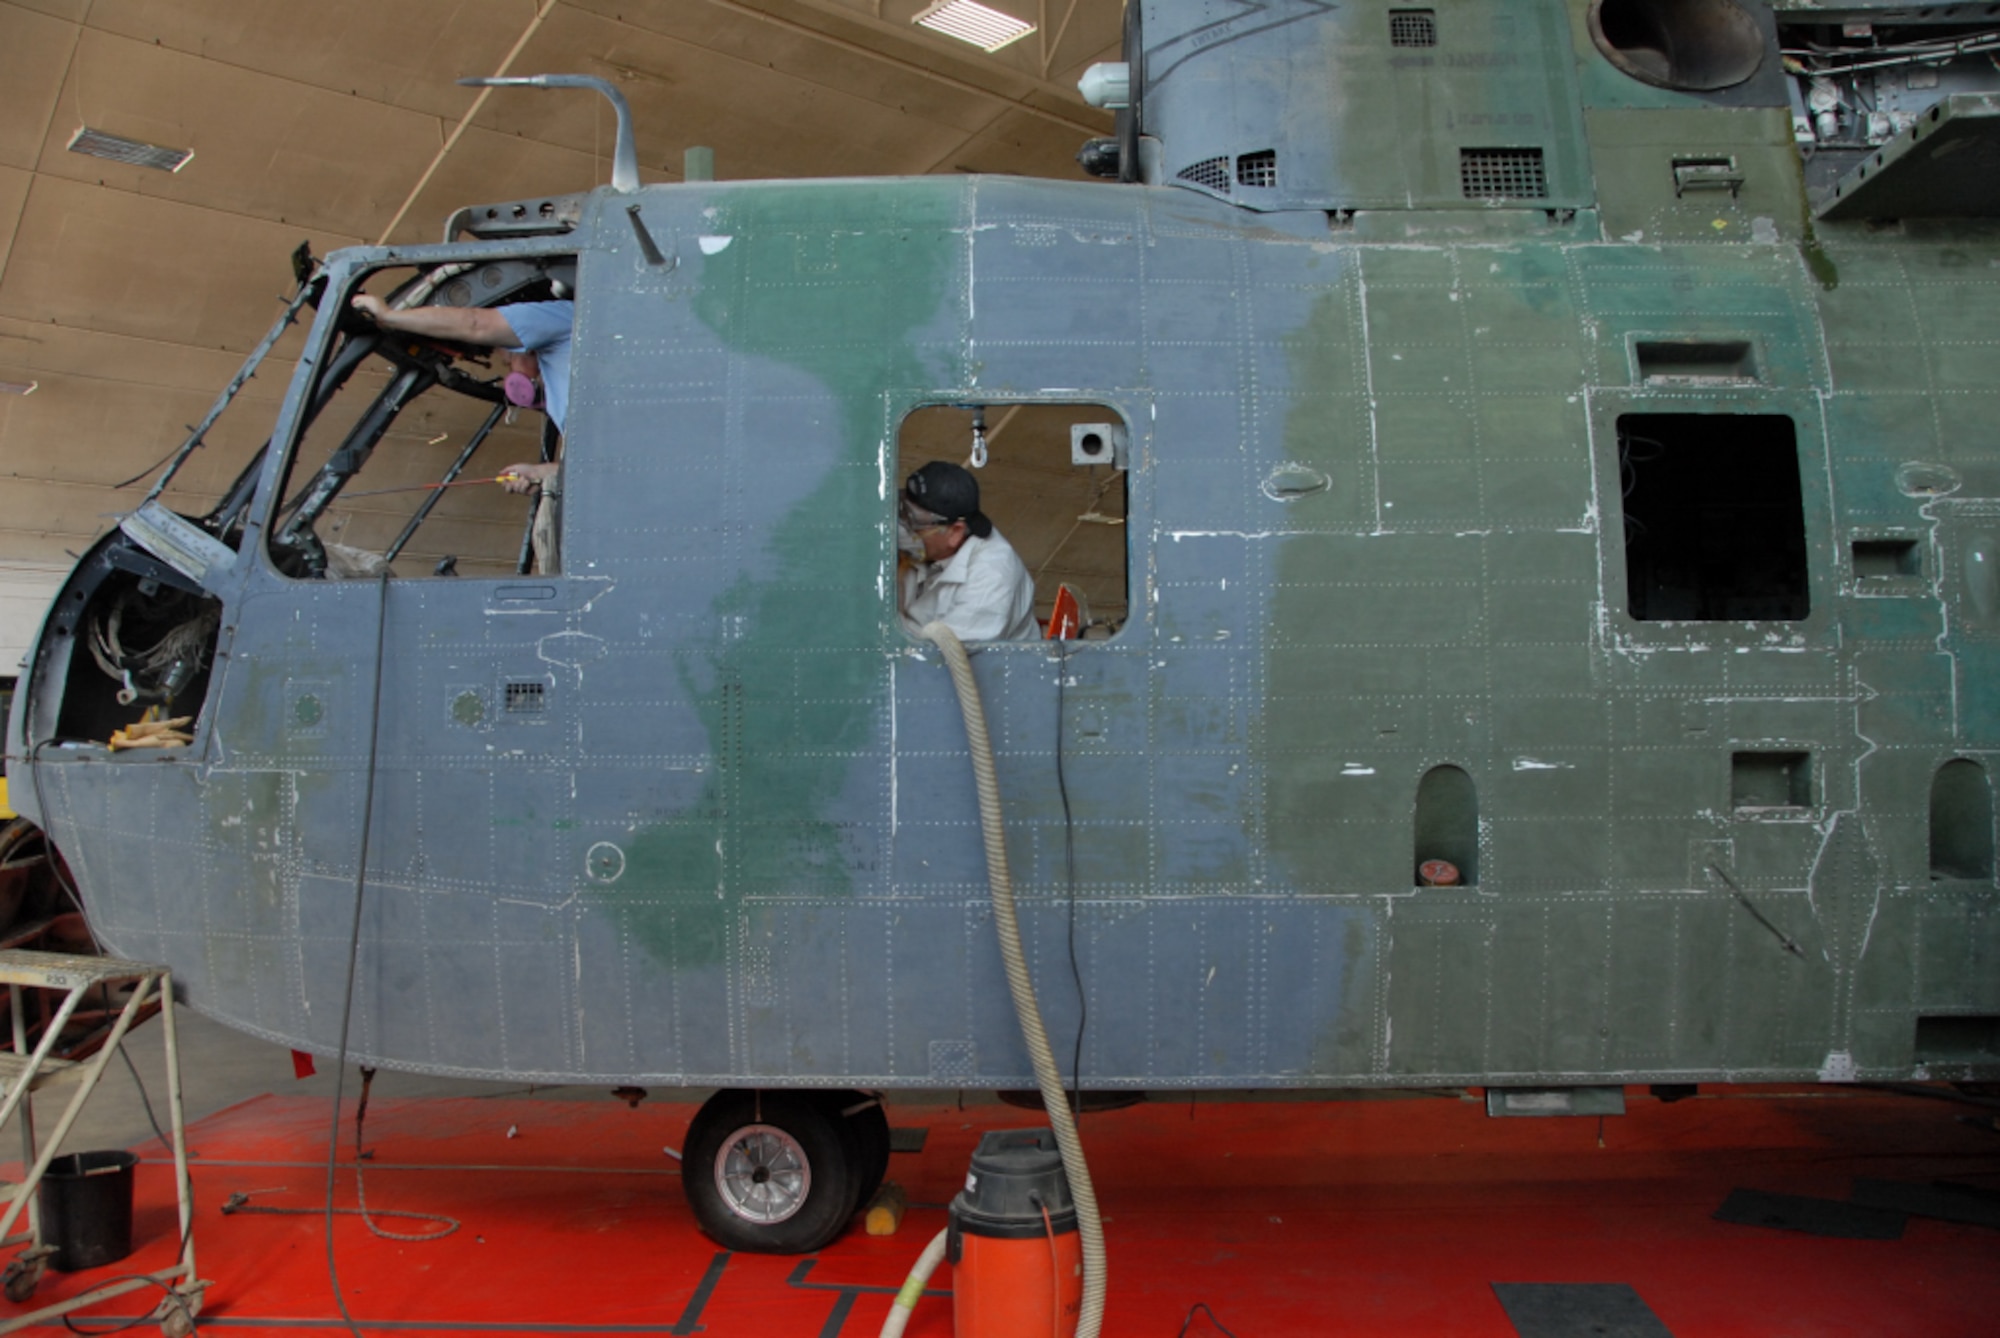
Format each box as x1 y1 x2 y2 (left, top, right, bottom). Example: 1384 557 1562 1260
903 462 991 536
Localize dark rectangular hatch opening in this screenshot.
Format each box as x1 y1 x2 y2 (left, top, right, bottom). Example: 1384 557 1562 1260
1618 413 1810 622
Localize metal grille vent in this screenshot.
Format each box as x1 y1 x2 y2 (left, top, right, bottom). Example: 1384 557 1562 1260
504 680 547 713
1460 147 1547 199
1390 10 1437 47
1236 150 1277 188
67 127 193 173
1177 156 1232 193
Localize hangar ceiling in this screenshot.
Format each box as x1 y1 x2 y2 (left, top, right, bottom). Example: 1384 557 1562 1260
0 0 1122 660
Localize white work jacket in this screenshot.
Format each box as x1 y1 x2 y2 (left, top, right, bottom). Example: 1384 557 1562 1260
900 531 1039 643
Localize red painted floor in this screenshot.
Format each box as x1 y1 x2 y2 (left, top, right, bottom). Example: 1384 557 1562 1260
6 1085 1998 1336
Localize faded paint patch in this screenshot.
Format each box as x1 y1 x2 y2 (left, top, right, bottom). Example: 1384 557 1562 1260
612 183 960 969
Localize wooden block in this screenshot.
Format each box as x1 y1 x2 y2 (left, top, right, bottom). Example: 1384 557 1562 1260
864 1182 907 1236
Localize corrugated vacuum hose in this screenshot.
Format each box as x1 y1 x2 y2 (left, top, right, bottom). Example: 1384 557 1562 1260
879 1227 949 1338
903 621 1107 1338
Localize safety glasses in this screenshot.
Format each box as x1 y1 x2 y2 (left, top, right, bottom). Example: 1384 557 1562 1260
900 499 949 533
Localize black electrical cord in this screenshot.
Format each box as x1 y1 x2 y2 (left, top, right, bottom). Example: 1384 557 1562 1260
323 569 393 1338
116 1039 171 1151
226 1065 455 1241
57 1271 200 1336
1054 638 1086 1117
1175 1302 1241 1338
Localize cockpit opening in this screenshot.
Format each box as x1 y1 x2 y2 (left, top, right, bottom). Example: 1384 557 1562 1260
261 257 576 582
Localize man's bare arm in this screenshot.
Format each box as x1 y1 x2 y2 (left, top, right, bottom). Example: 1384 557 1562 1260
350 294 518 347
497 462 560 495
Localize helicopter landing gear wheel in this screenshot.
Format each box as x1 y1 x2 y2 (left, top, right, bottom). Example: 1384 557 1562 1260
816 1089 890 1212
681 1090 859 1254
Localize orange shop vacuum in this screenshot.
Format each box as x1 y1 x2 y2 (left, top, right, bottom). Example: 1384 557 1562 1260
948 1128 1083 1338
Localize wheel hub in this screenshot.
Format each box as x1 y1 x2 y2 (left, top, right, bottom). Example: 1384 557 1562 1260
713 1123 811 1224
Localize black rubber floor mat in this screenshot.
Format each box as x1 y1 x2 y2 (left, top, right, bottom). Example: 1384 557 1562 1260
1492 1283 1674 1337
1851 1179 2000 1228
1714 1188 1905 1239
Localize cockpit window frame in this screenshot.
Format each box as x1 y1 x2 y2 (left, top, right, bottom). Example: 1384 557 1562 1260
251 242 583 587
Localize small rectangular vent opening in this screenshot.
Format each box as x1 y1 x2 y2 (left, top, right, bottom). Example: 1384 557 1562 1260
1390 9 1437 47
1177 156 1232 193
504 680 547 713
1168 157 1232 193
1236 150 1277 188
1460 147 1547 200
1733 751 1813 811
1635 339 1758 384
1854 538 1921 578
1915 1015 2000 1064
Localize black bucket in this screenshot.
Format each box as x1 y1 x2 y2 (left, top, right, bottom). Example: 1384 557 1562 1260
40 1150 138 1272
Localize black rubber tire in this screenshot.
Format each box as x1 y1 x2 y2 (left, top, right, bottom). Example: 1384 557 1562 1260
817 1090 891 1213
681 1089 858 1254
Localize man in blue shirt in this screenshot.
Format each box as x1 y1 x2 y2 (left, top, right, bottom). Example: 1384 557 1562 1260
350 292 573 569
349 292 572 432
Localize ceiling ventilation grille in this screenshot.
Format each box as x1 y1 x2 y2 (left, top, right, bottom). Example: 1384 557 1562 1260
913 0 1036 52
1460 147 1547 199
1390 10 1438 47
67 127 193 173
1177 157 1232 193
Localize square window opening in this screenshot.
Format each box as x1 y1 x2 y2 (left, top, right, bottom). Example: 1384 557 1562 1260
896 403 1129 642
1618 413 1810 621
1853 537 1921 578
1733 750 1812 811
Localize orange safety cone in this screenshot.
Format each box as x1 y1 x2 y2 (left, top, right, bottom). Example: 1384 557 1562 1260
1046 585 1082 641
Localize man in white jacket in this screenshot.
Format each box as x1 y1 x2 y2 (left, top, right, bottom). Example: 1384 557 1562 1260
898 461 1038 642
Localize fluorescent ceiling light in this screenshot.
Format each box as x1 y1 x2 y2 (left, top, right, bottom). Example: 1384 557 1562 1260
0 381 37 396
67 127 193 173
914 0 1036 52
